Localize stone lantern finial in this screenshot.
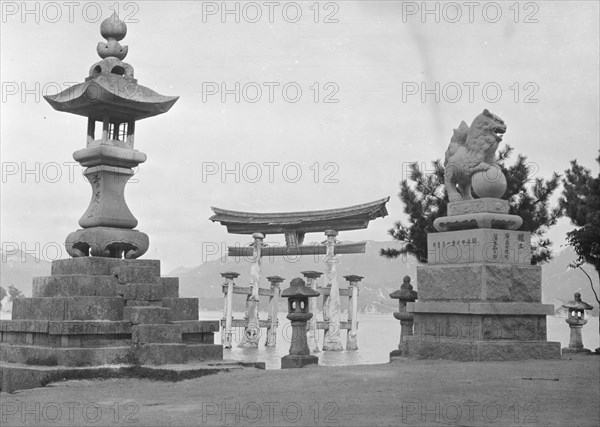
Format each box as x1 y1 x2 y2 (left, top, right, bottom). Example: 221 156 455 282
97 12 128 60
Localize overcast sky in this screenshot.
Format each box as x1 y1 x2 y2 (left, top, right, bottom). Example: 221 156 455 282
1 1 598 273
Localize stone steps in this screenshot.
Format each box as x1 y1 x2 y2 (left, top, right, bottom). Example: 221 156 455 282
1 342 224 367
404 339 561 361
0 258 222 393
51 258 160 276
33 274 117 297
124 306 169 324
162 298 199 321
111 265 161 284
0 360 264 393
116 282 164 301
132 324 182 344
12 297 124 321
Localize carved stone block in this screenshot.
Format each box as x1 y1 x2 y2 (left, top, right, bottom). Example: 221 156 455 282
416 263 542 302
427 229 531 265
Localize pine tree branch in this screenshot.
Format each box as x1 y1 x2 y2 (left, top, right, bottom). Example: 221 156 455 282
576 265 600 305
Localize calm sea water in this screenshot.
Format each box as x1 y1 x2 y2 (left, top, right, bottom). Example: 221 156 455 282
1 309 597 369
203 311 600 369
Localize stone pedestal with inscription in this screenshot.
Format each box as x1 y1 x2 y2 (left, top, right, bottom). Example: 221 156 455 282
403 198 561 361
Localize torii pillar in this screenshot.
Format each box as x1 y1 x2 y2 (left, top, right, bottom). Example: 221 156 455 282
344 274 363 350
238 233 264 348
323 230 343 351
220 271 239 348
265 275 284 347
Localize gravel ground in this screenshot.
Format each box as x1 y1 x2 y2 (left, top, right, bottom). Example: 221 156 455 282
1 353 598 427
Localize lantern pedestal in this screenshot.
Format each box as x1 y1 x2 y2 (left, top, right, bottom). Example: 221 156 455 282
562 322 591 354
389 276 417 361
281 314 319 369
281 354 319 369
280 278 320 369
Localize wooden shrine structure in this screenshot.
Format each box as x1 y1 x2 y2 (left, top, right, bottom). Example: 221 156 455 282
209 197 389 350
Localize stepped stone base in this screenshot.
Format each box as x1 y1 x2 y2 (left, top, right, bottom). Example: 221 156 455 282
281 354 319 369
411 311 550 341
0 258 225 392
389 349 404 362
403 224 561 362
136 343 223 365
562 347 592 354
0 360 265 394
13 297 125 321
403 338 561 361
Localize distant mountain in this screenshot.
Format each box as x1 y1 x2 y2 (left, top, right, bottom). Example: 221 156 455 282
0 248 51 297
2 242 597 316
170 242 599 316
168 240 416 314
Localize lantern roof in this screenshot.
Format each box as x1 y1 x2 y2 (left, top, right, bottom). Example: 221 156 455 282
281 277 320 298
562 292 593 310
220 272 240 279
44 12 178 121
390 275 418 300
300 271 323 278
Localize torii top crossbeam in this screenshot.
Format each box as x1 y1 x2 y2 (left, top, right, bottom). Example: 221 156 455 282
210 197 390 239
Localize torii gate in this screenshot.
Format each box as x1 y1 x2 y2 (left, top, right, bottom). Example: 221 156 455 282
209 197 389 350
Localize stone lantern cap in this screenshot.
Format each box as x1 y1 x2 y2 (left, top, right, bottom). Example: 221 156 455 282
281 278 320 298
562 293 593 311
343 275 364 282
390 275 418 300
266 276 285 283
301 271 323 279
220 272 240 279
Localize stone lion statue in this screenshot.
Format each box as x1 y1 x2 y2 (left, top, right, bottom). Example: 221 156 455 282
443 109 507 202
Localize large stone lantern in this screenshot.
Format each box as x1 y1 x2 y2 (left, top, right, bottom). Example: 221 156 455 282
562 292 594 354
44 12 178 259
281 277 320 369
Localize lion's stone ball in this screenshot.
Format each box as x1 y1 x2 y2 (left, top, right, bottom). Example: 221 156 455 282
471 164 507 198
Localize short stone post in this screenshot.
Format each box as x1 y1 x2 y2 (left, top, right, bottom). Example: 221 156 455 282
220 271 239 348
301 270 323 353
343 275 363 350
389 275 418 361
323 230 343 351
281 277 320 369
239 232 264 348
265 275 283 347
562 292 594 354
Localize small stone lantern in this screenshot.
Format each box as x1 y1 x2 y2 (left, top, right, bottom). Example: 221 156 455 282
562 292 594 353
389 275 418 361
281 277 320 369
